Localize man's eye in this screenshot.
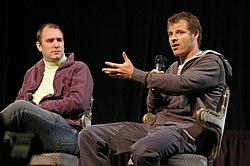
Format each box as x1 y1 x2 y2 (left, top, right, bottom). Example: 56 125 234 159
47 39 54 43
177 31 184 35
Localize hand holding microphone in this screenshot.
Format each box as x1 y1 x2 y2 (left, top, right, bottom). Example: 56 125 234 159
151 54 165 74
155 54 164 71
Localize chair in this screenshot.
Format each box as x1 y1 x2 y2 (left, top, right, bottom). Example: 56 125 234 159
128 85 230 166
81 97 94 128
28 97 94 166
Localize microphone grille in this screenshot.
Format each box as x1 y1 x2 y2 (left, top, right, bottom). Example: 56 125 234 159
155 55 163 64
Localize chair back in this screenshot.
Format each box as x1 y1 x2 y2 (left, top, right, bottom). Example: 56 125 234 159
196 85 230 161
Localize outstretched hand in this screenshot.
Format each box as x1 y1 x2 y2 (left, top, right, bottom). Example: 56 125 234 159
102 52 134 79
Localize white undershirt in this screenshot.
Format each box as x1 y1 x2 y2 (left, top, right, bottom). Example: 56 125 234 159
32 54 67 104
177 51 202 75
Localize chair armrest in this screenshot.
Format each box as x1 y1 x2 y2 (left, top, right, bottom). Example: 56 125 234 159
196 85 229 135
195 108 225 161
195 86 230 161
81 113 92 128
81 97 94 128
142 112 156 124
196 108 226 131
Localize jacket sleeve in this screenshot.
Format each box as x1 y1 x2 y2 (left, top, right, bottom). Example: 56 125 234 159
146 88 165 113
16 66 42 102
16 71 30 100
132 55 224 95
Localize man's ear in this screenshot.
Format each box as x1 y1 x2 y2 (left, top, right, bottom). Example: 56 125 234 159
194 30 199 39
36 41 42 52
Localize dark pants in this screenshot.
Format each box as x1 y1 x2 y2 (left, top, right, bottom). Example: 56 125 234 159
78 121 196 166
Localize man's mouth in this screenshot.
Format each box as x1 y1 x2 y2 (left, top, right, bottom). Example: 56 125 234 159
52 51 61 54
172 44 179 50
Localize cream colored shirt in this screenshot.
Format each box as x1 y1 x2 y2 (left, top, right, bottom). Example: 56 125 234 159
32 54 67 104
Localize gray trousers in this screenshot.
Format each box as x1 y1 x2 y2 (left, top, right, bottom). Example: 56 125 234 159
78 121 196 166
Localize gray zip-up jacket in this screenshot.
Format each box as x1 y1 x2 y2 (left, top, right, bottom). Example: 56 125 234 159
131 50 232 141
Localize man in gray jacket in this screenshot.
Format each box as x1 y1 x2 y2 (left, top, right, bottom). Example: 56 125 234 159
78 11 232 166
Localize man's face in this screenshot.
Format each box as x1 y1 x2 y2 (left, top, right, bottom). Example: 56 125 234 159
36 26 65 63
168 19 198 60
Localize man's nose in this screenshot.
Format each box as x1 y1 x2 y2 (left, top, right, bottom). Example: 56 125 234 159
170 34 178 40
53 41 60 47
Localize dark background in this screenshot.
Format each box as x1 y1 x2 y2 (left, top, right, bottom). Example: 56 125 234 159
1 0 249 130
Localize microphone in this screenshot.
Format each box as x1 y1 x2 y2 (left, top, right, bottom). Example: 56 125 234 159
155 55 164 71
152 55 165 91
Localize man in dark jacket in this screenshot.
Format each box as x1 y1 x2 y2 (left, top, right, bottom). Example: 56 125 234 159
0 23 94 155
78 11 232 166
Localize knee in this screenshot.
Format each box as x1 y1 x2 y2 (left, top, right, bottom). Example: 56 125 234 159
1 100 30 115
130 142 159 165
78 127 88 141
78 126 95 143
12 100 32 108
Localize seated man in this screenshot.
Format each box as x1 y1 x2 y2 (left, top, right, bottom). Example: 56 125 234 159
78 11 232 166
0 23 94 155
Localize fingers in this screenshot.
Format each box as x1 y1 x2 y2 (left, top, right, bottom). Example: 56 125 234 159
102 68 117 74
151 69 165 74
151 69 158 74
122 51 129 61
104 51 129 68
102 68 121 78
104 61 121 68
102 51 132 80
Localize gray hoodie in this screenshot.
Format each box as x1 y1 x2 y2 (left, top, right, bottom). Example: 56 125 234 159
131 50 232 141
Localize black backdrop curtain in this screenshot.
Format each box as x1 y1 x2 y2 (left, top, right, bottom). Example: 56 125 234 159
1 0 249 130
2 1 250 165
